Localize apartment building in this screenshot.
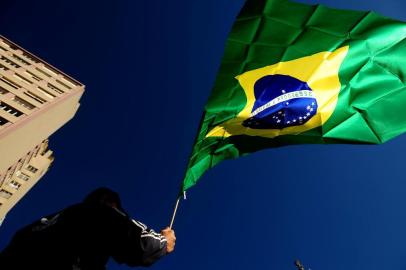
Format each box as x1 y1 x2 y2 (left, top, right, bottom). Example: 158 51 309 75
0 36 84 222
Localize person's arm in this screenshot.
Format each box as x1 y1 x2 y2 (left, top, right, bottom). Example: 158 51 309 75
109 206 176 267
131 219 169 266
112 214 176 267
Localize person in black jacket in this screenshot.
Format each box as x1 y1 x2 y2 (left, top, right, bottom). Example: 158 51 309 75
0 187 176 270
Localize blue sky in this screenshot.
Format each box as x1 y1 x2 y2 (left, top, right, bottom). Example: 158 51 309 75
1 0 406 269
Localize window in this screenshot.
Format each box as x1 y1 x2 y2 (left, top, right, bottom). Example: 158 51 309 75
24 71 41 82
26 165 38 173
0 86 8 95
0 101 23 117
22 52 39 64
47 83 64 94
0 76 20 89
0 116 8 126
56 79 72 90
8 180 21 190
24 91 46 104
15 171 30 181
1 41 17 51
0 189 12 199
0 56 20 68
0 41 10 48
0 63 9 71
60 77 78 88
13 96 34 110
41 65 58 77
35 67 51 78
13 74 33 85
38 87 55 99
12 54 30 66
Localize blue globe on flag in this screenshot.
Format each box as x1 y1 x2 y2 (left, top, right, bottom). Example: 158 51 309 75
242 74 318 129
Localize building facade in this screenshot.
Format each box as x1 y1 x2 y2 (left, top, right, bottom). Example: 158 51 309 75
0 36 84 223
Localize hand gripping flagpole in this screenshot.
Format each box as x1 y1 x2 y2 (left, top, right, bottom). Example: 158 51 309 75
169 191 186 229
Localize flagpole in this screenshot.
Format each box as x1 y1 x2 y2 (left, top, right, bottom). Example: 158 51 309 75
169 197 180 229
169 191 186 229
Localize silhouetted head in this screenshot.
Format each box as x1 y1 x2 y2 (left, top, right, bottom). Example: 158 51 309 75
83 187 124 212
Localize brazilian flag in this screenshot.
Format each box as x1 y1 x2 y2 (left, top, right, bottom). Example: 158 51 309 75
182 0 406 191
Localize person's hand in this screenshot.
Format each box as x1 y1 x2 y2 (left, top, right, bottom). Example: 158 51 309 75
161 227 176 253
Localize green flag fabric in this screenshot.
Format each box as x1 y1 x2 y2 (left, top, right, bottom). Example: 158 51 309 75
182 0 406 192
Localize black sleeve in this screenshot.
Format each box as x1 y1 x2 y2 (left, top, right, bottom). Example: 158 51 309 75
129 219 168 266
111 209 167 267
